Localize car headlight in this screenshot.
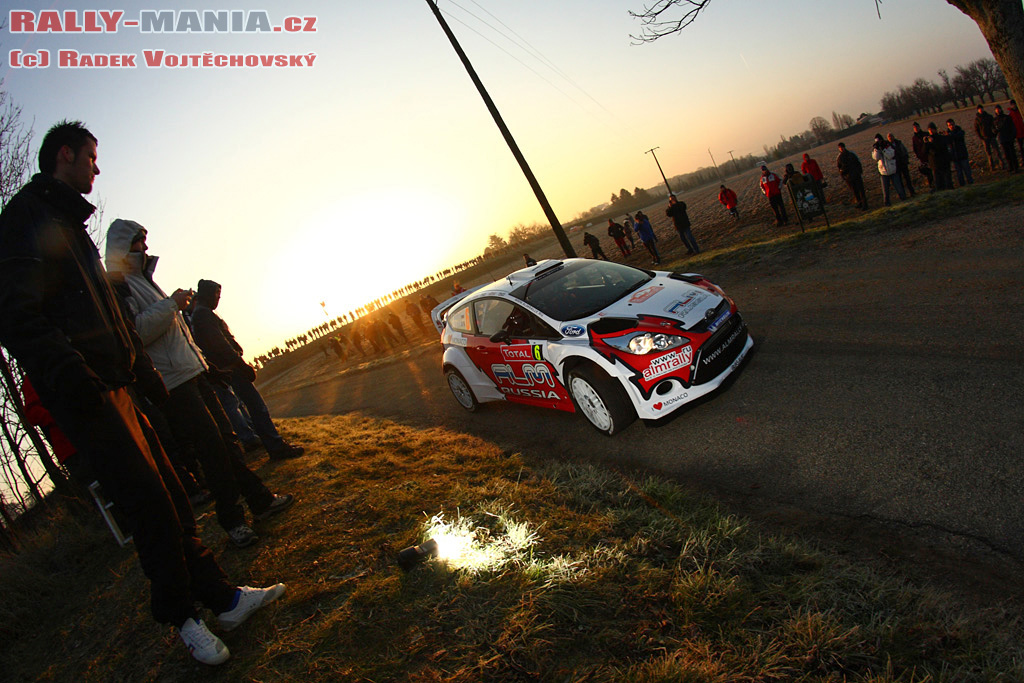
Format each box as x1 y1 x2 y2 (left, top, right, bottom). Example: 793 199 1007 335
604 331 688 355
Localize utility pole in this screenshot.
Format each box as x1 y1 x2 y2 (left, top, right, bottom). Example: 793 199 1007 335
424 0 576 258
708 148 723 182
727 150 737 175
645 147 673 196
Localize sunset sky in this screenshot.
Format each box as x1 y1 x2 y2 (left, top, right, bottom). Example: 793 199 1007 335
1 0 992 356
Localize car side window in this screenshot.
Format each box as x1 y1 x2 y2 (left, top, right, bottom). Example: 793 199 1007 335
474 299 515 337
447 304 474 334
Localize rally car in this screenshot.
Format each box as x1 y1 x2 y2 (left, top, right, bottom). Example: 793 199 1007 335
434 258 753 435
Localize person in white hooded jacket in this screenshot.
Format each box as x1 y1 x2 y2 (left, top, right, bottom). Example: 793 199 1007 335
104 218 293 548
870 134 906 206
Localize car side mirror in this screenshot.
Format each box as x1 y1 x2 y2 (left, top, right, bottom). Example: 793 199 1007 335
489 329 511 344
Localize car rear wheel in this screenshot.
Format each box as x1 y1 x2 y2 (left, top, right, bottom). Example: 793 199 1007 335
568 366 636 436
445 368 478 412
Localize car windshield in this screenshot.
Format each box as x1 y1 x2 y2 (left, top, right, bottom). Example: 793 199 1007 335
510 260 652 320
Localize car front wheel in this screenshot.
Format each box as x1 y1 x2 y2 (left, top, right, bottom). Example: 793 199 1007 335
445 368 479 412
568 366 636 436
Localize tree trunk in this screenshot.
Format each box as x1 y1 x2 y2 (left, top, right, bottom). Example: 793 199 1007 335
947 0 1024 102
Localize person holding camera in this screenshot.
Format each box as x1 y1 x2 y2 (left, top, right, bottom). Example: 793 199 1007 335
870 134 906 205
104 219 294 548
190 279 305 461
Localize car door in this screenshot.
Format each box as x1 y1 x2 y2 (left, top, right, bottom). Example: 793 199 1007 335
470 297 572 410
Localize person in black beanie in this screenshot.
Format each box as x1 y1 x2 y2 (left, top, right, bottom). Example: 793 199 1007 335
190 279 304 460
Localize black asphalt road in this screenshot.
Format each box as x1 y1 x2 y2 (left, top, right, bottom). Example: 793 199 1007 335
267 206 1024 570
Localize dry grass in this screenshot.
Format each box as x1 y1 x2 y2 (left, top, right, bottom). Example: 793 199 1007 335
1 414 1021 681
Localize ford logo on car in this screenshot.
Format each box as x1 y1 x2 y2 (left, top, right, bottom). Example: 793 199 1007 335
561 325 586 337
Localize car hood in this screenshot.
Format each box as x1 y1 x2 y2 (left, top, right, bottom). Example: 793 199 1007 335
597 275 724 329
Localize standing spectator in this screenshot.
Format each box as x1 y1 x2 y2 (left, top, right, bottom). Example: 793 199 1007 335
665 194 700 255
924 123 954 190
994 105 1020 173
887 132 916 196
0 120 284 665
870 134 906 205
623 215 638 246
944 118 974 186
633 212 661 265
759 165 789 226
386 309 408 342
800 153 824 184
105 219 293 548
911 122 933 189
582 231 608 260
782 163 805 187
1008 100 1024 160
404 299 425 334
607 218 631 256
974 105 1005 171
717 184 739 218
191 280 305 460
835 143 868 210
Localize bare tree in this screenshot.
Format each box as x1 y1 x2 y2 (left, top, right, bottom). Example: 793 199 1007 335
629 0 1024 105
809 116 832 143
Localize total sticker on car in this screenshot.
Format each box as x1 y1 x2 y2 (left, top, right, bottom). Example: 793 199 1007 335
501 344 544 362
664 291 709 317
642 345 693 381
628 285 662 304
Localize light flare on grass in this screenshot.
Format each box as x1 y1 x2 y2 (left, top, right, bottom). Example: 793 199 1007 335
425 512 539 573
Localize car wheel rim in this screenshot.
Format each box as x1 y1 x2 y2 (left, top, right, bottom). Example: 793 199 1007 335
570 377 612 432
448 374 474 409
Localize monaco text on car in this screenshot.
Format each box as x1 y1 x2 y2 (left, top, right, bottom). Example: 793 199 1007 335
433 259 753 435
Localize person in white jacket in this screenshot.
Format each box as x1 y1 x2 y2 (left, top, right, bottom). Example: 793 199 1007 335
871 134 907 206
104 218 293 548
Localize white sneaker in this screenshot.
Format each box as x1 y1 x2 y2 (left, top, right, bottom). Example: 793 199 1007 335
217 583 286 632
179 617 230 665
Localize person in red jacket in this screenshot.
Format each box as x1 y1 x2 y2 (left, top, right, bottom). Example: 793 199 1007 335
717 185 739 219
800 153 824 183
759 165 788 226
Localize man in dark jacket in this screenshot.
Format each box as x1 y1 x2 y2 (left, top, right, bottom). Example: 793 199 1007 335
974 105 1005 171
606 219 631 256
0 121 284 665
582 231 608 260
910 122 933 190
994 105 1020 173
666 194 700 254
924 123 954 190
835 142 868 210
190 280 304 460
944 119 973 186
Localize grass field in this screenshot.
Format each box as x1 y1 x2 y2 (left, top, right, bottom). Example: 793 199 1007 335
2 414 1021 681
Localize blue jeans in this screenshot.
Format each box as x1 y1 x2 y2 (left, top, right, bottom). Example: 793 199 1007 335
230 374 286 453
880 174 906 205
212 383 260 445
675 225 700 253
951 158 973 186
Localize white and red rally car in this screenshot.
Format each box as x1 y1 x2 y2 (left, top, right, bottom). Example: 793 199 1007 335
433 258 753 435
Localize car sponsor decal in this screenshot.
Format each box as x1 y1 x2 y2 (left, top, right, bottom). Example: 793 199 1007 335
491 362 556 388
628 285 661 303
449 332 468 347
642 346 693 381
664 292 709 317
702 324 744 366
561 324 585 337
706 308 731 333
500 386 561 400
653 392 689 411
500 344 544 362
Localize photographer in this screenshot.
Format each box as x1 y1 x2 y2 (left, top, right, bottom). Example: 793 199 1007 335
870 134 906 206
